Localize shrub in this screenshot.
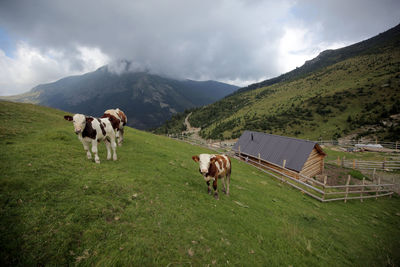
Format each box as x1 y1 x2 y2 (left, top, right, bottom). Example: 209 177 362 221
347 115 352 123
348 170 369 180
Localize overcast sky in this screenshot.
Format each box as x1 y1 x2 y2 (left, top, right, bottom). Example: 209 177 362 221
0 0 399 96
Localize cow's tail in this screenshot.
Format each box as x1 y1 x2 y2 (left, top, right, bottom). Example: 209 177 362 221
226 156 231 195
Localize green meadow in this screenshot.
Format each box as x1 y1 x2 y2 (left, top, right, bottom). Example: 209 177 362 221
159 50 400 141
1 101 399 266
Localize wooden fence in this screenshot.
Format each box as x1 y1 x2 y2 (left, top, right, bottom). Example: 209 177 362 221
345 159 400 171
318 139 400 151
335 156 400 171
169 134 234 154
169 134 396 202
234 150 395 203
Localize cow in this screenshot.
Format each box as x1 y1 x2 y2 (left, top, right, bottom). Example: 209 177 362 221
64 114 117 164
101 108 127 146
192 154 231 199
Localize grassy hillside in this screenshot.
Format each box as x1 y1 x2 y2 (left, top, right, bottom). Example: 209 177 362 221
1 101 400 266
185 48 400 141
235 23 400 95
156 25 400 141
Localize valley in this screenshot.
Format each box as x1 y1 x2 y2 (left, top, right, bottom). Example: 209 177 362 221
1 68 238 130
156 24 400 143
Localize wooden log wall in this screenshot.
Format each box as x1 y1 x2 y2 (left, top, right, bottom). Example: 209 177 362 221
300 148 324 178
235 151 395 202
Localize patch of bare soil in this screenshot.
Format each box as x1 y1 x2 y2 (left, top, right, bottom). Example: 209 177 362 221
182 113 203 142
318 164 360 186
319 164 400 194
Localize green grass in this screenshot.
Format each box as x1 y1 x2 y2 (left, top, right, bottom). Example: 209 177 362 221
1 101 400 266
174 50 400 141
322 146 396 162
348 170 368 180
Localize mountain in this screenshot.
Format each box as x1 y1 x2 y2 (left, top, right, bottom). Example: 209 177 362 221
156 23 400 141
235 23 400 95
3 67 238 129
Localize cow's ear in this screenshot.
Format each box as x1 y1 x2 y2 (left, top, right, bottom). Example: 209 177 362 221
64 115 73 121
192 155 199 162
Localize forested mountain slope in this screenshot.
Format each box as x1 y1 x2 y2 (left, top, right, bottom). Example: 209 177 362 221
2 67 238 129
156 24 400 141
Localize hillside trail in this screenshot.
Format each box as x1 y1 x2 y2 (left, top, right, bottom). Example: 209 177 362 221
182 112 204 143
182 113 238 153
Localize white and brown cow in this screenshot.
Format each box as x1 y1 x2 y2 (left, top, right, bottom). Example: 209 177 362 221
64 114 117 164
192 154 231 199
101 108 127 146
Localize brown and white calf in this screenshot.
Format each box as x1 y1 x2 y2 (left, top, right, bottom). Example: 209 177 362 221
101 108 127 146
64 114 117 164
192 154 231 199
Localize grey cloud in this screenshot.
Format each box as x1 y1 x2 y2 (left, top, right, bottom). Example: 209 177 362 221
1 0 399 88
292 0 400 43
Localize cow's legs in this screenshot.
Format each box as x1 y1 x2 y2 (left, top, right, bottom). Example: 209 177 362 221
111 137 117 161
206 181 212 195
226 173 230 195
115 131 120 146
104 139 112 160
221 176 227 194
106 130 118 161
117 128 124 146
82 141 92 159
213 179 219 200
91 140 100 164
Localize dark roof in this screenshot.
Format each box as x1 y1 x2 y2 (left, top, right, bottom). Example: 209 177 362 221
233 131 325 172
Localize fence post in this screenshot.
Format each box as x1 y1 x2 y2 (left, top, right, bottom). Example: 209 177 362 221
238 146 241 158
279 159 287 183
337 156 340 166
376 176 381 200
341 156 346 168
258 153 261 164
344 175 351 203
372 168 376 183
382 157 386 170
323 176 327 201
360 177 365 203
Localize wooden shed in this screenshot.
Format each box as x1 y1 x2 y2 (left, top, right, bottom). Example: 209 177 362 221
233 131 326 179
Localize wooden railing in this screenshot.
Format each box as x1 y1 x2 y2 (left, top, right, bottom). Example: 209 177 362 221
339 158 400 171
234 150 395 203
168 134 396 202
317 139 400 151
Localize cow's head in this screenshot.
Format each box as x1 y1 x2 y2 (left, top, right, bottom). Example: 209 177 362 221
192 154 215 175
64 114 86 134
117 108 127 125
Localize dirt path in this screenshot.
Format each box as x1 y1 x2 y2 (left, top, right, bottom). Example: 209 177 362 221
183 113 197 132
323 164 400 194
182 113 204 142
184 113 239 145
